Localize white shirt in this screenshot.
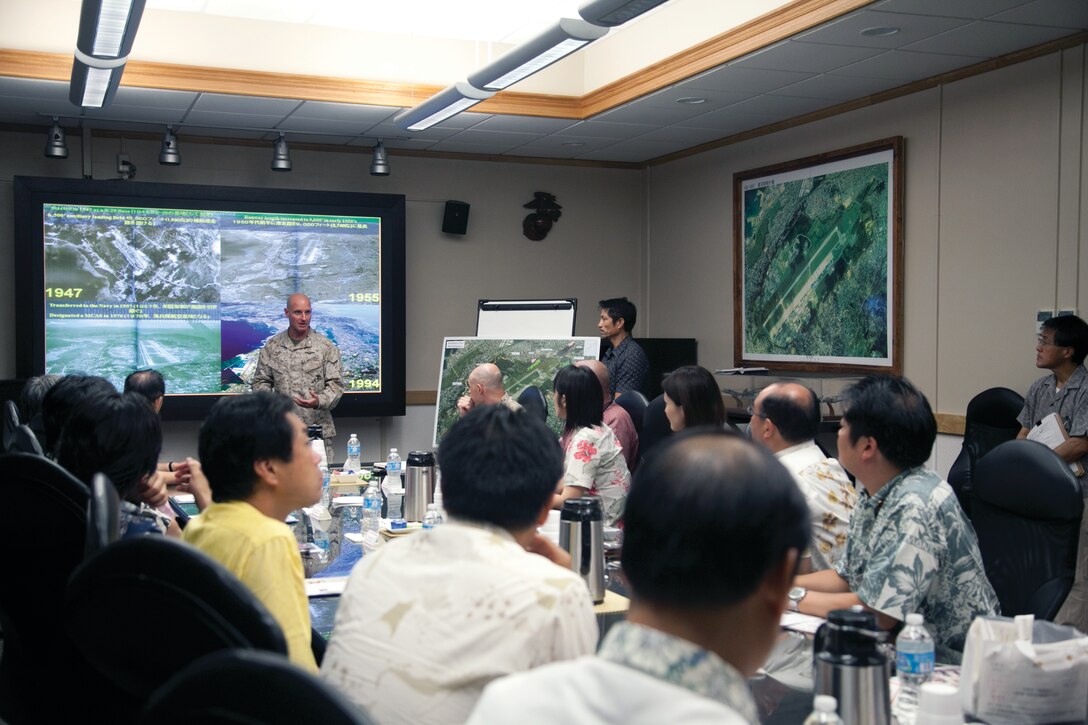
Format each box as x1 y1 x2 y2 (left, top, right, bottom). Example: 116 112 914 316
320 520 598 725
776 441 857 571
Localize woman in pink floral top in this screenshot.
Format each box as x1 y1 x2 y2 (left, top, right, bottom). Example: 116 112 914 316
552 365 631 525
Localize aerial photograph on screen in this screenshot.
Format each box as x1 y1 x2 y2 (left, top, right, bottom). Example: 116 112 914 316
742 156 891 362
433 337 602 446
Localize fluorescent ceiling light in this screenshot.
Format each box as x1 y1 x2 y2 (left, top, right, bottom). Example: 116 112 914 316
76 0 147 59
468 18 608 91
69 57 125 108
578 0 669 27
394 81 495 132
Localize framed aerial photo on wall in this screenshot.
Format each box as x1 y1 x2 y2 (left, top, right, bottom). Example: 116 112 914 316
733 137 903 375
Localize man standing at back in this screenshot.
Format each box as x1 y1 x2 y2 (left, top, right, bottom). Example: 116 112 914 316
598 297 650 399
321 405 597 724
252 293 343 459
791 375 998 662
469 430 809 724
182 391 321 672
749 382 856 572
576 359 639 471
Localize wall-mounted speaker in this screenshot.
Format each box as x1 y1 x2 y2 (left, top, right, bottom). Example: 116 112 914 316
442 200 470 235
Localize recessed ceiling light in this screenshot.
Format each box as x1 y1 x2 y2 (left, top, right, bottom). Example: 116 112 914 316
676 96 707 105
860 26 899 37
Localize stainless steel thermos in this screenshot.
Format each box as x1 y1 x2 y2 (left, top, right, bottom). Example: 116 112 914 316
813 607 892 725
559 497 605 603
403 450 435 522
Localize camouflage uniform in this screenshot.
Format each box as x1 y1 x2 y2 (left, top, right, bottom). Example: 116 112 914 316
251 330 343 442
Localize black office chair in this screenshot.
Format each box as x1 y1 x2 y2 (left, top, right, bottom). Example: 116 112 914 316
2 399 19 452
6 424 42 456
139 649 376 725
615 390 649 436
516 385 548 422
971 439 1084 620
638 394 673 463
0 453 90 724
63 536 289 720
85 472 120 560
947 387 1024 516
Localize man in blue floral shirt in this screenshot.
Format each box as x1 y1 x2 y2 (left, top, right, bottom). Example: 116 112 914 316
792 376 999 662
469 430 810 724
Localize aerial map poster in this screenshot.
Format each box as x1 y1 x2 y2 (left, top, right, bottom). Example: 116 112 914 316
432 337 602 447
733 137 903 375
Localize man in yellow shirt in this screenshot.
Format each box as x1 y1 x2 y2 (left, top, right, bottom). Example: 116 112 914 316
182 391 322 672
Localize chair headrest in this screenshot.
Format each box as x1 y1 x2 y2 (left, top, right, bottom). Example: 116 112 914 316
973 439 1084 519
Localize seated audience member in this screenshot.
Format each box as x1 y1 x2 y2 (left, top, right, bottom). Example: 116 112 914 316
54 391 173 537
182 391 321 672
661 365 726 431
456 362 522 417
19 373 62 447
749 382 856 572
792 375 999 662
321 405 597 725
468 430 808 724
575 359 639 472
1016 314 1088 632
124 368 165 414
598 296 651 398
552 365 631 525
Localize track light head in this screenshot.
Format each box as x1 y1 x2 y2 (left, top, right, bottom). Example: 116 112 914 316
44 118 69 159
370 139 390 176
158 126 180 165
271 132 292 172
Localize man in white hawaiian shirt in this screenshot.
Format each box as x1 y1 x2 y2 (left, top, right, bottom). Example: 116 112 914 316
468 430 810 725
321 405 597 725
750 382 856 572
792 376 999 662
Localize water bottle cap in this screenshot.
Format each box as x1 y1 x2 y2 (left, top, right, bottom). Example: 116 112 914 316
906 613 924 626
813 695 838 713
918 683 961 718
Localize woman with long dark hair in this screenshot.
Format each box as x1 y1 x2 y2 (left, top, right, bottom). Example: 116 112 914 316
661 365 726 432
552 365 630 525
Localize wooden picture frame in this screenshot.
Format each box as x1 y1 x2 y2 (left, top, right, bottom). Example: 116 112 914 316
733 137 904 375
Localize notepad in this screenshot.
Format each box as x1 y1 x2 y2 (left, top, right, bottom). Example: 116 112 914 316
1026 412 1084 476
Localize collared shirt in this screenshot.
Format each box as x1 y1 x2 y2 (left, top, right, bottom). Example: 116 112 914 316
467 622 757 724
499 393 524 412
320 520 598 725
602 336 650 398
182 500 317 672
603 401 639 473
775 441 857 571
1018 365 1088 475
251 329 343 438
835 467 999 662
561 424 631 526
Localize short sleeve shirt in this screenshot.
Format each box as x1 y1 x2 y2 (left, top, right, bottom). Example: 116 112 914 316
776 441 857 571
834 468 999 661
1018 365 1088 474
561 425 631 526
602 337 650 398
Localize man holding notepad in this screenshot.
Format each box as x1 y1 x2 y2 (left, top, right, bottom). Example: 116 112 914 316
1017 313 1088 632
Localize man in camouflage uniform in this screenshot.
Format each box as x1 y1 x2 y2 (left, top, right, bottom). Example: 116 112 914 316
252 293 343 459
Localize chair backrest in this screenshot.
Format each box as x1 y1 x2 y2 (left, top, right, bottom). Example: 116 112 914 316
947 387 1025 515
516 385 548 422
0 453 90 723
2 399 19 452
638 394 673 462
614 390 648 436
971 439 1084 620
139 649 376 725
7 424 43 456
63 536 288 708
85 472 120 559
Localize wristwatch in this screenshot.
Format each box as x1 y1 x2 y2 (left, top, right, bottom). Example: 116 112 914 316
788 586 807 612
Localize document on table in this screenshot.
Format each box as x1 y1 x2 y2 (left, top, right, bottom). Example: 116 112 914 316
1026 412 1084 476
780 611 825 635
305 576 348 598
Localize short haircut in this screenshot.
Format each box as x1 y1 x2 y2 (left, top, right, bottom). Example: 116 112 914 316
41 375 117 455
438 405 564 530
661 365 725 429
598 297 637 334
124 369 166 404
760 385 820 445
553 364 604 436
198 392 297 503
841 375 936 470
622 429 808 607
1043 315 1088 365
55 392 162 500
19 373 62 422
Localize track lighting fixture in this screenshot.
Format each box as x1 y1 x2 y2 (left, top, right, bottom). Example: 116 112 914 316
44 117 69 159
271 133 292 172
158 126 180 165
370 139 390 176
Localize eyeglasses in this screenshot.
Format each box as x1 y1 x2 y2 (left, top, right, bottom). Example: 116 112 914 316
747 405 767 419
1037 334 1066 347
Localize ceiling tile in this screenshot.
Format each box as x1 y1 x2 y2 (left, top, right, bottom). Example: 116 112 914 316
638 85 753 110
425 140 524 154
110 87 198 110
363 121 462 141
0 111 47 126
182 110 291 129
80 104 190 123
593 102 702 125
353 137 435 150
554 120 654 139
681 66 817 95
0 96 79 118
902 19 1077 57
0 77 71 101
732 39 886 73
511 134 621 152
871 0 1032 19
990 0 1088 28
627 125 727 145
191 93 303 115
287 101 399 124
796 10 973 48
771 73 903 100
437 128 539 153
274 116 371 134
829 48 988 80
468 115 580 134
577 140 680 163
177 126 272 139
723 94 838 119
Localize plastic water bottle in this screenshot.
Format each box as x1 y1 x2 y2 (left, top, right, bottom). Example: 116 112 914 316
362 478 382 537
383 448 403 519
896 612 935 725
319 464 331 508
422 503 439 529
345 434 361 473
803 695 844 725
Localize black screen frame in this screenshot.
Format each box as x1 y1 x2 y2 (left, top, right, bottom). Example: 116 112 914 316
14 175 406 420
